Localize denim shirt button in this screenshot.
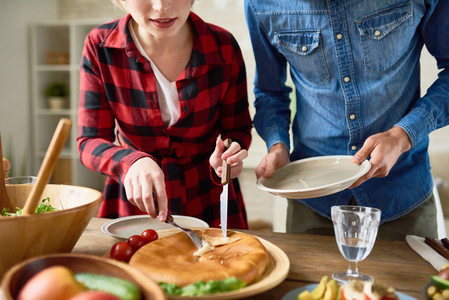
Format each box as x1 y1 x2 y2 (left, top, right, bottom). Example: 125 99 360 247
349 114 356 120
374 30 381 37
344 77 350 83
301 46 308 52
351 145 357 151
336 33 343 40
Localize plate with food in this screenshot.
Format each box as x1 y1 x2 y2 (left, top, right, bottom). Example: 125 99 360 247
257 155 371 199
106 228 290 299
423 264 449 299
101 215 209 239
283 276 414 300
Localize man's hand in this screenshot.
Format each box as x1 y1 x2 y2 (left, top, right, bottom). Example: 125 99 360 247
349 126 412 188
123 157 168 222
255 143 290 179
210 138 248 179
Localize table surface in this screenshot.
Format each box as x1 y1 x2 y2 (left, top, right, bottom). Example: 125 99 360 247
73 218 436 299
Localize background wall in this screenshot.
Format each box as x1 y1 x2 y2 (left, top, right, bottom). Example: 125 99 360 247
0 0 58 176
0 0 448 230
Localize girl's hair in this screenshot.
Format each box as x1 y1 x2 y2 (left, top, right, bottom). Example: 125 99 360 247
111 0 195 13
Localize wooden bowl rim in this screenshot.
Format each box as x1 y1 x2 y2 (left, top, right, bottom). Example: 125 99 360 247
1 253 166 300
1 184 103 221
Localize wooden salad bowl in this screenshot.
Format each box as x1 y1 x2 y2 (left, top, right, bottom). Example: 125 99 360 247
0 184 103 279
1 253 166 300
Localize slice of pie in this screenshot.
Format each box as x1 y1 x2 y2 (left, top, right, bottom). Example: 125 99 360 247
129 229 269 287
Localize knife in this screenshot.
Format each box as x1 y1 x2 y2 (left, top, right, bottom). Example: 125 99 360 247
220 138 232 238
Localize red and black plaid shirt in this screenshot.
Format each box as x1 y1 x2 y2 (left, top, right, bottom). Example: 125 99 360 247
77 12 252 229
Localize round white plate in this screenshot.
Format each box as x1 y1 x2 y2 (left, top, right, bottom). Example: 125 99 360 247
282 284 416 300
257 155 371 199
101 215 209 239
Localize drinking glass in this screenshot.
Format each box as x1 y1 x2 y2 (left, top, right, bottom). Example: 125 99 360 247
5 176 37 185
331 205 381 284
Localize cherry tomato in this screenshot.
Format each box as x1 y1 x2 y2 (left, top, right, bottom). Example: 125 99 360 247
127 235 146 251
141 229 158 244
110 241 134 262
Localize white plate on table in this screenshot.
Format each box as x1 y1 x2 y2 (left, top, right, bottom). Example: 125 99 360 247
257 156 371 199
282 284 416 300
101 215 209 239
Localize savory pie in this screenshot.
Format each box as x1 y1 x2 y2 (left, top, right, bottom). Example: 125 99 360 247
129 229 269 287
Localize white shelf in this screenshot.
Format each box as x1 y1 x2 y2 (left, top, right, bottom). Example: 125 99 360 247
30 20 107 191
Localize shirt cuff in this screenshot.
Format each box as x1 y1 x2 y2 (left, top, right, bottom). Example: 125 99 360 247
263 126 291 153
396 107 435 148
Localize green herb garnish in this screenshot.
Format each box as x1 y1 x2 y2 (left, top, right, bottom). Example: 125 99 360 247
1 197 59 216
158 277 246 296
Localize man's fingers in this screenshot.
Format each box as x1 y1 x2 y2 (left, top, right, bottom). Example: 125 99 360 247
352 137 376 164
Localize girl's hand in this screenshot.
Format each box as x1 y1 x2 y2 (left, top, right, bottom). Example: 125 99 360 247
123 157 168 222
210 138 248 179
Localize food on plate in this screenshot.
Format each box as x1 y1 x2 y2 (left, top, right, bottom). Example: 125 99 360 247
75 273 141 300
129 229 269 288
159 276 246 296
16 265 142 300
437 264 449 281
297 276 338 300
110 241 134 262
141 229 158 244
341 280 399 300
296 276 399 300
110 229 160 262
1 197 58 216
426 264 449 299
17 265 85 300
127 235 147 252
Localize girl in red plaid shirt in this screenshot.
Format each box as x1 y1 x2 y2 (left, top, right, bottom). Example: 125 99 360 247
77 0 252 229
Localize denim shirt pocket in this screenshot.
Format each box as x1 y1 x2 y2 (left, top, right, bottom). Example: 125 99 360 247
355 1 413 73
274 30 329 85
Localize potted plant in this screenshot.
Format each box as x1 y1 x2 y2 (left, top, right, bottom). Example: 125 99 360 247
44 82 69 110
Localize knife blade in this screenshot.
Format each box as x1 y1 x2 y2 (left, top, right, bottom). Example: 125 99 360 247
220 138 232 238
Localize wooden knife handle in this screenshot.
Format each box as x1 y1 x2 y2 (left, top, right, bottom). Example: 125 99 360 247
221 138 232 185
425 237 449 260
441 238 449 250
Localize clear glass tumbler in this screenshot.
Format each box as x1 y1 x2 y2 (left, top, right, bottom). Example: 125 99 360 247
4 176 37 185
331 205 381 284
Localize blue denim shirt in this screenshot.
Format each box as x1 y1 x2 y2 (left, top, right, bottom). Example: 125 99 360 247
245 0 449 223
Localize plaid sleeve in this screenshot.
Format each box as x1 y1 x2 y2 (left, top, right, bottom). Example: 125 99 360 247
219 34 253 150
77 32 149 184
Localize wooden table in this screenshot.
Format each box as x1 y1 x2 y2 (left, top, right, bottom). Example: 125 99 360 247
73 218 435 299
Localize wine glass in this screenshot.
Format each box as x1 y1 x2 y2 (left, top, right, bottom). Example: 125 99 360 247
331 205 381 284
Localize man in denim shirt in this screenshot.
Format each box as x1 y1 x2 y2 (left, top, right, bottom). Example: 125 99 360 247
245 0 449 240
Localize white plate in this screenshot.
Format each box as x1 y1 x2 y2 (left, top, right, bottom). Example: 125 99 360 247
101 215 209 239
257 156 371 199
282 284 416 300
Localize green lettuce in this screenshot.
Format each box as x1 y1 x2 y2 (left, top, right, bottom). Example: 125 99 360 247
1 197 58 216
158 277 246 296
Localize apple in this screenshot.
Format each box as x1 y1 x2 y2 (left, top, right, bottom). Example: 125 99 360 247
438 267 449 280
17 265 85 300
69 291 121 300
